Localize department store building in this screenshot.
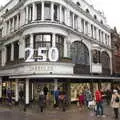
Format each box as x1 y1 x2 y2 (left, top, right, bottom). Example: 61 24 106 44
0 0 118 104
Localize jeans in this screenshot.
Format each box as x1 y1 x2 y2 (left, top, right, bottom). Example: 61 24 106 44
96 101 103 116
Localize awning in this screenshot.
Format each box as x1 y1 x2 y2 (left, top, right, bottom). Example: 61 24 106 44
9 74 120 81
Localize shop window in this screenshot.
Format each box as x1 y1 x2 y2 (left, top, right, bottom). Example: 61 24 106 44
37 3 42 20
44 2 51 20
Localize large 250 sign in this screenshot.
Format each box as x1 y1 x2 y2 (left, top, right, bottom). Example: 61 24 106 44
25 47 59 62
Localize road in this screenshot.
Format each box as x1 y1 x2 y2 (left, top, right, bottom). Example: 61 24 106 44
0 104 117 120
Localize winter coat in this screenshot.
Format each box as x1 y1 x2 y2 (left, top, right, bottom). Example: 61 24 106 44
111 93 120 108
39 94 46 107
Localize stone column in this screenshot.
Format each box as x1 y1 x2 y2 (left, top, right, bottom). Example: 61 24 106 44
32 2 37 21
41 1 44 21
2 47 6 66
64 37 68 57
25 79 29 105
15 79 19 104
11 43 14 61
19 37 25 59
25 6 29 24
51 2 54 21
59 5 62 23
0 77 2 100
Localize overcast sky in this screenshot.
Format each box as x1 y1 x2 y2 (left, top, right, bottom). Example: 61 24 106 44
0 0 120 32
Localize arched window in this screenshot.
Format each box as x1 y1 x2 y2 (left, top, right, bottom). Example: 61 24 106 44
71 41 89 65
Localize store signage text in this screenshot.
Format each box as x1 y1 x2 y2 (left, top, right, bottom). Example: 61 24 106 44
25 47 59 62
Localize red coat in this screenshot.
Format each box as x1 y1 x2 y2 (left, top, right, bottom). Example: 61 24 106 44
95 90 102 102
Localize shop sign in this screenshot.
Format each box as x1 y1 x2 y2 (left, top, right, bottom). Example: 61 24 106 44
25 47 59 62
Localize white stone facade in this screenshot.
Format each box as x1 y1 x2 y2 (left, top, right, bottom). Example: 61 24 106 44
0 0 112 76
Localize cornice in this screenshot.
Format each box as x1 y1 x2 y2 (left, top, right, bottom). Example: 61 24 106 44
1 0 110 32
64 0 111 32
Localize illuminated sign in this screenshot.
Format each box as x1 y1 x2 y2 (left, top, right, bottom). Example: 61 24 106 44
25 47 59 62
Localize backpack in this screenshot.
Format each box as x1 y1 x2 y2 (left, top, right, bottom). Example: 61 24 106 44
115 96 119 103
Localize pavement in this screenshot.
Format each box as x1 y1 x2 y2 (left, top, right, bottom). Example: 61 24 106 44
0 103 118 120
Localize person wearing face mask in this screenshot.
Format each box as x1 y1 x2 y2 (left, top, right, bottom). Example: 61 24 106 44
111 89 120 119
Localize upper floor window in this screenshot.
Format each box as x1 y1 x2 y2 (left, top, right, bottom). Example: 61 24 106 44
76 2 80 6
61 7 65 23
101 20 103 24
34 33 52 49
14 41 19 60
70 11 73 27
6 44 11 62
71 41 89 65
92 50 100 64
81 19 84 33
44 2 51 20
54 4 59 21
86 9 90 14
0 29 2 38
74 15 78 30
28 5 33 22
37 3 42 20
94 15 97 20
56 34 64 59
91 25 93 37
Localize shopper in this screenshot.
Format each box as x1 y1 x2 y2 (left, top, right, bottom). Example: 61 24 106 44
95 89 105 117
111 89 120 119
39 91 46 112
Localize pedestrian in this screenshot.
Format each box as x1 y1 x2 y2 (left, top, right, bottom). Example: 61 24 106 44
95 89 105 117
54 87 60 108
59 91 67 112
111 89 120 119
79 92 85 110
7 88 12 106
39 91 46 112
84 88 93 108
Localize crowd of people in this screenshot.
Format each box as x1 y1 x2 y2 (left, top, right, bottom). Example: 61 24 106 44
1 85 120 119
76 87 120 119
